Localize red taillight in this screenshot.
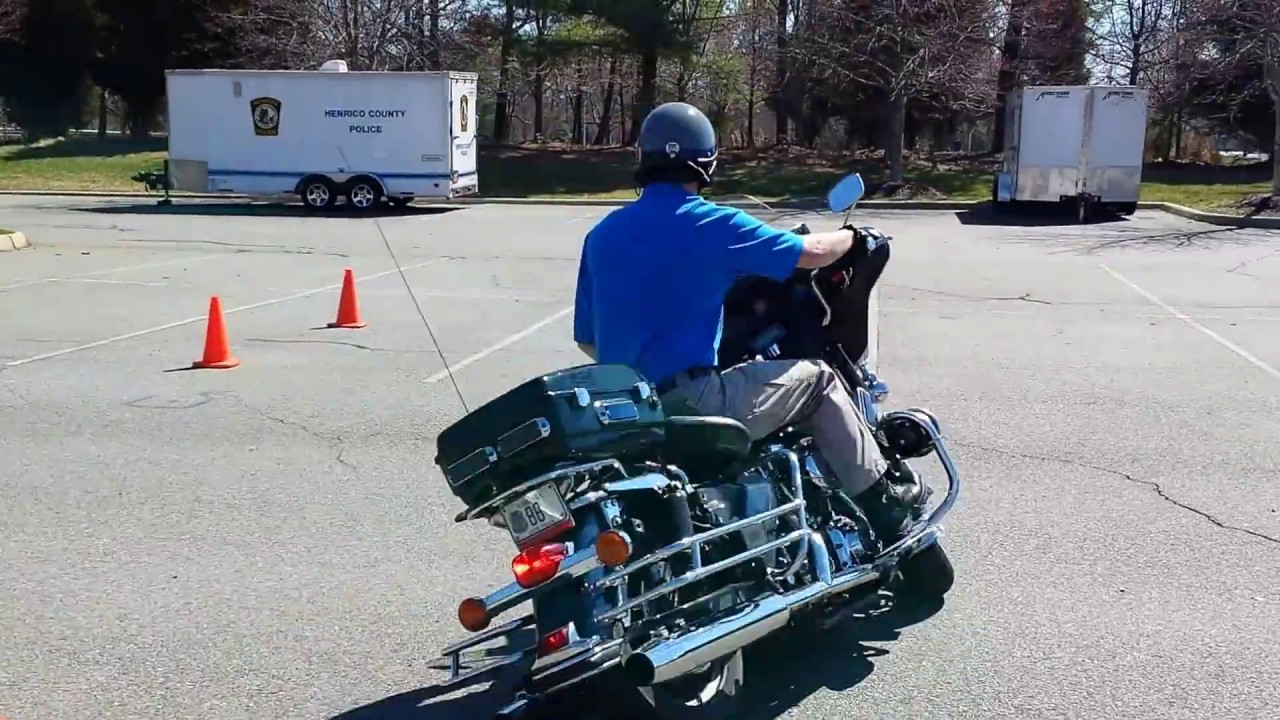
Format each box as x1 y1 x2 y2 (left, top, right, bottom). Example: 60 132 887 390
511 542 570 588
538 626 572 656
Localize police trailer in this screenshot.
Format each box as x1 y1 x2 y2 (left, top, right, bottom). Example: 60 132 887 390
158 61 479 210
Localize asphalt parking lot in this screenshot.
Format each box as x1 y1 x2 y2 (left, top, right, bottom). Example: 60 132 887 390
1 196 1277 720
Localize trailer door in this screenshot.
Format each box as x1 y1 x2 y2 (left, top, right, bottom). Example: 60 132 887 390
449 74 479 194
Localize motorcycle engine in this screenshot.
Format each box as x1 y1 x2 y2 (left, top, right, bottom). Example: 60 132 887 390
690 467 791 577
795 445 875 571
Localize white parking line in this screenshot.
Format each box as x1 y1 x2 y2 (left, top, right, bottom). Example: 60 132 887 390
0 254 224 292
52 278 175 287
424 306 574 383
881 307 1280 321
1100 263 1280 381
4 259 443 368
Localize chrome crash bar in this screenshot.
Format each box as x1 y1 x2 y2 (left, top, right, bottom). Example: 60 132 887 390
592 448 811 625
873 408 960 564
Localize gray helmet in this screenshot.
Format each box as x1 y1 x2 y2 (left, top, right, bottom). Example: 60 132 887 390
636 102 719 187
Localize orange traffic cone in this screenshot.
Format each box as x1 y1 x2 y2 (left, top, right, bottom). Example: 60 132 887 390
192 296 240 369
328 268 367 329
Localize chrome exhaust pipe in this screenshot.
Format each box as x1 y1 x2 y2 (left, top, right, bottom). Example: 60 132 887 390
624 540 883 687
624 593 794 686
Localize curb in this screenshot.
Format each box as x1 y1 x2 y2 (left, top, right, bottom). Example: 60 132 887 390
440 196 979 211
0 231 30 252
1137 201 1280 230
1 189 1276 228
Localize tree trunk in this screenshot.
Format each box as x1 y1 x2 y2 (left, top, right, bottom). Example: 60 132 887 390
97 86 108 139
619 87 628 142
1267 55 1280 195
1128 39 1142 85
629 48 659 145
126 99 153 139
493 0 516 143
773 0 789 144
534 68 545 138
572 61 585 146
593 52 618 145
1273 103 1279 196
428 0 442 71
885 93 907 183
1173 110 1183 159
992 0 1026 154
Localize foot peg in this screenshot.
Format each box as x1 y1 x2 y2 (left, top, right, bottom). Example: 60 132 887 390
876 408 941 460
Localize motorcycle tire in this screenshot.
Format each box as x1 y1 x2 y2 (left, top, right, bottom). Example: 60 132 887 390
897 542 955 599
613 650 746 720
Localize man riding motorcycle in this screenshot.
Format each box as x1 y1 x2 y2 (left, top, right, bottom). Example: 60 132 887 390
571 101 925 544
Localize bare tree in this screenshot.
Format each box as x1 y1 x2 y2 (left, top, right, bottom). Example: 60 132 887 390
0 0 21 38
1182 0 1279 195
1089 0 1180 85
823 0 996 181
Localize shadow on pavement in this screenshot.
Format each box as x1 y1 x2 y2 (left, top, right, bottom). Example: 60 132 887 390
71 202 464 219
737 594 945 720
955 203 1132 228
328 593 944 720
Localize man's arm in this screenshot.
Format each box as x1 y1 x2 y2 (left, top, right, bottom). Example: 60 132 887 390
795 229 855 269
572 235 597 361
703 205 852 280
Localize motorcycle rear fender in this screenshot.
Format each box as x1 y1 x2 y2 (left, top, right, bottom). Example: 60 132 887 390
532 506 609 641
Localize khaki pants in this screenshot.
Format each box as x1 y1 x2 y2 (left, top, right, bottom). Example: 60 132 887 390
660 359 888 496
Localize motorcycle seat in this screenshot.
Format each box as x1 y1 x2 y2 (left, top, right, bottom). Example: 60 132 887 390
662 416 752 478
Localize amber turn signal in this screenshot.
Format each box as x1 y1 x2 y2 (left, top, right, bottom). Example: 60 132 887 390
457 597 490 632
595 529 633 568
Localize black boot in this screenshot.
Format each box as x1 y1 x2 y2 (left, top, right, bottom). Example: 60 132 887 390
854 462 931 548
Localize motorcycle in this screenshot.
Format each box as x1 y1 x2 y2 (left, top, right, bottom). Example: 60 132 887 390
430 174 960 719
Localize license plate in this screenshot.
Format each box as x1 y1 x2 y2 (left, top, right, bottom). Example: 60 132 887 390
501 483 574 546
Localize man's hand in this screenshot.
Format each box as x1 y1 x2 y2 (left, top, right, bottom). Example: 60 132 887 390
577 342 597 361
796 228 855 269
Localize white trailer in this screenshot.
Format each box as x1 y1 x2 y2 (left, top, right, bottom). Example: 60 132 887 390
993 85 1149 222
162 62 479 210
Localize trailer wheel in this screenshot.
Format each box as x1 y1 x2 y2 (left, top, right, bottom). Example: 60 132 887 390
300 177 337 211
346 177 383 212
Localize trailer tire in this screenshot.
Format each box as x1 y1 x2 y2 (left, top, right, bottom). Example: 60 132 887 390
346 176 384 212
299 177 338 211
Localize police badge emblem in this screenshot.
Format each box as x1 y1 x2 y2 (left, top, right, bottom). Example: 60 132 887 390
250 97 282 137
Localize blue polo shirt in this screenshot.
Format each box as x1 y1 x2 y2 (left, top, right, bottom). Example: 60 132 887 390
572 183 805 385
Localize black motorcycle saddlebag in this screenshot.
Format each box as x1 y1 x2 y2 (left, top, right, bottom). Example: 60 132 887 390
434 364 666 509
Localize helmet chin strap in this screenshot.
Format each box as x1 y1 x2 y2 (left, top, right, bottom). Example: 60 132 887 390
689 157 717 190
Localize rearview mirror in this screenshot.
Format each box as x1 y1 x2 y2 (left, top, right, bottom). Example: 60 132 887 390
827 173 865 213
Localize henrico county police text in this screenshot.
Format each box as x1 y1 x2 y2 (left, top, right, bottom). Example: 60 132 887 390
324 108 407 134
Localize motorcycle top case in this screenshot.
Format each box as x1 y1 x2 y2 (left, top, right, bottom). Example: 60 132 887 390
434 364 667 509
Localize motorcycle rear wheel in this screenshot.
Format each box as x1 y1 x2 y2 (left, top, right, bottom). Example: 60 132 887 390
897 542 954 598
